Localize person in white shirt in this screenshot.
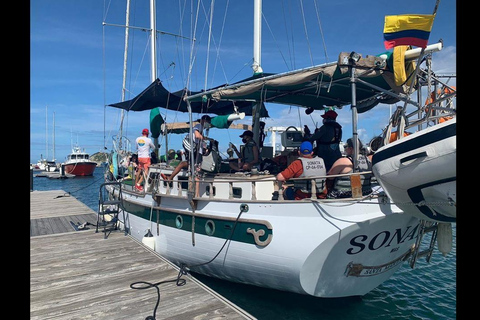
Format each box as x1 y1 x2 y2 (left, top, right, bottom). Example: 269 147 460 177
135 128 155 191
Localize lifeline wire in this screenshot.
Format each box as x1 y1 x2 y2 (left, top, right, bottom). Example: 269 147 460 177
53 173 106 199
130 205 247 320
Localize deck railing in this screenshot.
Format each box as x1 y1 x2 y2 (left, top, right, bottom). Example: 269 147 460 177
152 169 374 202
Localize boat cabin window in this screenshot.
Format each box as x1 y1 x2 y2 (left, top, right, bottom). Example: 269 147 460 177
178 176 189 190
206 185 216 196
232 187 242 199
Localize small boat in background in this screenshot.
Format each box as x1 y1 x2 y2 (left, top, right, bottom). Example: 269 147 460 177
63 145 97 176
36 156 59 172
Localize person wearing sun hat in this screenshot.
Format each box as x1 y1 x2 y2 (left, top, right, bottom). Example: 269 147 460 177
308 109 342 172
229 130 260 172
276 141 327 200
135 128 155 191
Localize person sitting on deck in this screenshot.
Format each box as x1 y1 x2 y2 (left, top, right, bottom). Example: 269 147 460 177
161 115 211 184
275 141 327 200
229 130 259 172
126 154 138 180
326 138 373 199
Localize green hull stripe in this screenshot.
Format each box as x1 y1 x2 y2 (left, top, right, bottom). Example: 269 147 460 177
122 201 272 245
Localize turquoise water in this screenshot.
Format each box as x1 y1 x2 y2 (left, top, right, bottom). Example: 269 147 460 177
32 167 456 319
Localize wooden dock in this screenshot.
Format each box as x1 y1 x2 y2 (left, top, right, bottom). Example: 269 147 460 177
30 190 255 320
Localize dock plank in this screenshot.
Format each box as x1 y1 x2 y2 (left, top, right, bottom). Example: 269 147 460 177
30 190 95 219
30 190 254 320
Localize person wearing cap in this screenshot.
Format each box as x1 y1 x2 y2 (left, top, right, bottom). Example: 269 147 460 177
135 128 155 191
162 115 212 184
309 109 342 172
326 138 372 198
176 149 186 161
229 130 259 172
276 141 327 200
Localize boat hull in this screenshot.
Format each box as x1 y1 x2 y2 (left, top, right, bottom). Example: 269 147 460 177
64 162 97 176
372 119 456 223
109 183 420 298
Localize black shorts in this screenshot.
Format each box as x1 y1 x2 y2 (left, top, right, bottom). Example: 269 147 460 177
185 149 202 164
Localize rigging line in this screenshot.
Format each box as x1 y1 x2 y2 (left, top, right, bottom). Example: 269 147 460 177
175 0 188 88
281 0 294 70
193 0 229 91
262 12 290 70
131 32 151 97
102 7 107 151
185 0 202 93
193 0 230 88
204 0 215 91
182 206 246 270
313 0 329 63
211 0 230 87
309 113 317 129
123 19 135 142
228 58 255 83
103 0 113 23
297 105 302 129
299 0 314 66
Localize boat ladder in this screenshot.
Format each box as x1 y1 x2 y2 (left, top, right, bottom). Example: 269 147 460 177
409 220 438 268
96 182 127 239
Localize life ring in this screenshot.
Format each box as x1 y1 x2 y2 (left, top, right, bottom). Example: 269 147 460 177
389 131 410 143
425 86 456 106
425 86 456 122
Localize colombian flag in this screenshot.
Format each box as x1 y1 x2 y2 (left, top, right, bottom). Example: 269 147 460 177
383 14 435 49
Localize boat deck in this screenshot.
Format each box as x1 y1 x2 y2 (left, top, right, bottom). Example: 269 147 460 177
30 190 255 320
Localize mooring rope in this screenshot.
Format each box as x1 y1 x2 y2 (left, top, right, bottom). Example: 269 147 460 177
130 203 248 320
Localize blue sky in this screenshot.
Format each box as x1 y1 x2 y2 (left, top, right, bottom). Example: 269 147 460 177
30 0 456 164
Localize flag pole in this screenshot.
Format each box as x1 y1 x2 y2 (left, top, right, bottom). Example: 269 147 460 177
433 0 440 16
396 0 440 137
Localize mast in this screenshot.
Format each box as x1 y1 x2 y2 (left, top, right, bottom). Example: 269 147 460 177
118 0 131 149
52 111 56 162
150 0 159 154
252 0 263 74
45 105 48 161
150 0 157 82
251 0 262 147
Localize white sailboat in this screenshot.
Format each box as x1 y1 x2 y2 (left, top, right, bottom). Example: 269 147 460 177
102 0 454 298
37 106 59 172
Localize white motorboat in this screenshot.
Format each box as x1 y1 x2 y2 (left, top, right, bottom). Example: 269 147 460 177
371 117 456 223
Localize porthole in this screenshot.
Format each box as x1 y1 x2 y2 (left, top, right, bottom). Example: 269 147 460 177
205 220 215 236
175 215 183 228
